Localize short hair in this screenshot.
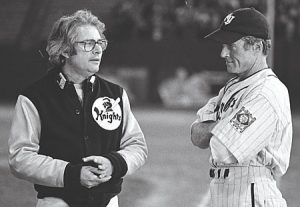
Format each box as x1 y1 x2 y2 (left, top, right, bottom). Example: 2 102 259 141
241 36 271 56
46 10 106 66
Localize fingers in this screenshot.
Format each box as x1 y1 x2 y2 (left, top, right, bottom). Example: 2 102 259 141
83 156 107 165
82 156 113 180
80 166 112 188
88 166 102 175
84 176 111 188
83 156 99 163
99 175 111 182
97 163 107 171
87 163 109 177
83 165 107 177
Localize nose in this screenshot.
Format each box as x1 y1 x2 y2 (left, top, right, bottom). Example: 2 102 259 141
92 43 103 54
220 44 229 58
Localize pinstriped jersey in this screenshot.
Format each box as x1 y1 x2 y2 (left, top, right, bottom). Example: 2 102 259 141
197 68 292 177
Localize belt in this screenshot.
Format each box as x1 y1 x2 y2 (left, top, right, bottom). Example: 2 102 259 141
210 168 229 179
209 166 273 181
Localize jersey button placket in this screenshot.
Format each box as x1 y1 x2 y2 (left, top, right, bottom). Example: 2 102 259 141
75 109 80 115
84 135 89 141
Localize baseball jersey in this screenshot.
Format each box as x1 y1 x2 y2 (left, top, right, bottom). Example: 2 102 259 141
197 68 292 177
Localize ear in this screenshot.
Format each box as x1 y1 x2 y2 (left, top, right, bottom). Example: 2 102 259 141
61 51 70 59
254 42 263 53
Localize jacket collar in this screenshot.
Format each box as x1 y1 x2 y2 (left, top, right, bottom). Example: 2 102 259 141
55 69 96 92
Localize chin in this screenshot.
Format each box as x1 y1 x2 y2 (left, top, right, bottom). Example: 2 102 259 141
226 67 234 74
90 65 100 73
226 66 238 74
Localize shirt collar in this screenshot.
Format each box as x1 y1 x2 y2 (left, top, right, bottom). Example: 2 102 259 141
56 71 96 91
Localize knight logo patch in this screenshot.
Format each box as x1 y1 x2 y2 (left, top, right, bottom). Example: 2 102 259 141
230 106 256 133
92 97 122 130
224 13 235 25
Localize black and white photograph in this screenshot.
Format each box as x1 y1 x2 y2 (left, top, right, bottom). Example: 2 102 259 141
0 0 299 206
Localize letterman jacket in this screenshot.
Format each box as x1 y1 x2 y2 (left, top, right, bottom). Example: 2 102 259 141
8 68 147 206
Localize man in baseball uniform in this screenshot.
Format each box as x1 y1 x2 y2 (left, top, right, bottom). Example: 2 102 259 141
191 8 292 207
8 10 147 207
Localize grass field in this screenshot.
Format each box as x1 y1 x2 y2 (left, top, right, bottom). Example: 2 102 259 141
0 104 299 207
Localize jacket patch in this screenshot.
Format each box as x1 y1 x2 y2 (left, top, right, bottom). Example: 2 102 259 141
230 106 256 133
92 97 122 130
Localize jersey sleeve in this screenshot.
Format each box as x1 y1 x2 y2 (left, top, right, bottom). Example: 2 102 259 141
210 135 237 164
211 94 277 163
8 95 68 187
117 90 148 175
197 88 224 122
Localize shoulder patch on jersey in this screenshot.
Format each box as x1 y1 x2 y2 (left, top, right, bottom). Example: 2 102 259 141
230 106 256 133
92 97 122 130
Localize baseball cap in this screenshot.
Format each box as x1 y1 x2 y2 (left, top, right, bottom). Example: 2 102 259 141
205 8 270 44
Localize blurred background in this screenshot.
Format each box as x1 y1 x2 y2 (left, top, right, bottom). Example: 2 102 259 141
0 0 300 206
1 0 300 106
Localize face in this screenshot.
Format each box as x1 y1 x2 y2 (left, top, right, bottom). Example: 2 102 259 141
220 39 257 77
63 25 104 82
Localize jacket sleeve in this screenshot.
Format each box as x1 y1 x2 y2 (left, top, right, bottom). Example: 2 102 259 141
117 90 148 176
8 95 68 187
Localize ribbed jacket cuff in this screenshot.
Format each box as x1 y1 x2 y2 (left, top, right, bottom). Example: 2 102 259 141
63 163 83 189
103 152 128 179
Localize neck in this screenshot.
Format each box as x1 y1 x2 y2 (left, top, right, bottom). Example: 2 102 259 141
62 66 87 84
239 56 268 80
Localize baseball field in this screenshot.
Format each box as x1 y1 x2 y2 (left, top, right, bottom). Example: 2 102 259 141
0 104 299 207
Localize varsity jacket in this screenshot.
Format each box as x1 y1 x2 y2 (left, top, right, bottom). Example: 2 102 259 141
8 68 147 207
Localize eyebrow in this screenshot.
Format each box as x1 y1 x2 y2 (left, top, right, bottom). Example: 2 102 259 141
79 39 105 42
223 43 236 47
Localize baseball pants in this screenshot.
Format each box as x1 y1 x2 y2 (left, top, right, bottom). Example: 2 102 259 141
209 166 287 207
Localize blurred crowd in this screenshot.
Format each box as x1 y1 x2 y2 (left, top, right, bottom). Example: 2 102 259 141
276 0 300 40
108 0 300 41
158 67 231 108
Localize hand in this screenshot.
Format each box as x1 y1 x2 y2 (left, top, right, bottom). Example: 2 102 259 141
191 120 217 149
80 166 111 188
83 156 114 180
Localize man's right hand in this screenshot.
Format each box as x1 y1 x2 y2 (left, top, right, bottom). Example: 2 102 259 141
80 166 111 188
